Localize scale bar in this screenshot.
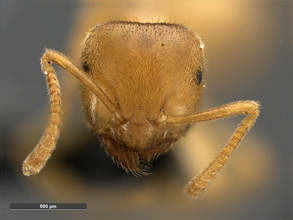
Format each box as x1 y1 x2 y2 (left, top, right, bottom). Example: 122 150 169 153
10 203 87 211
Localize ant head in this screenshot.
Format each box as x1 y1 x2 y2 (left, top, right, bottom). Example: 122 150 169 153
80 21 205 175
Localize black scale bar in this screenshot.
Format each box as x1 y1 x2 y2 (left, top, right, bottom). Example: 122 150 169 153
10 203 87 211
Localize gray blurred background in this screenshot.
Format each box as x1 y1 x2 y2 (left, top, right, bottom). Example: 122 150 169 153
1 1 292 220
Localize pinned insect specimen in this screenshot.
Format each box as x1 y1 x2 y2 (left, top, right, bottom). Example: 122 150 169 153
22 21 259 198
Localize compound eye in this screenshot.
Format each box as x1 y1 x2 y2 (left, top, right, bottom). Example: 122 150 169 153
195 69 202 85
82 62 90 73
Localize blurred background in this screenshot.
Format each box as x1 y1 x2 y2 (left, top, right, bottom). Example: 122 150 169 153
1 1 292 219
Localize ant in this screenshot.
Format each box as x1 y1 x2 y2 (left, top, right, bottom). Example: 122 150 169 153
23 21 259 198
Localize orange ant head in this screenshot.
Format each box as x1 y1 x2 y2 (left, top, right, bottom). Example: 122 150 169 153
80 21 205 175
